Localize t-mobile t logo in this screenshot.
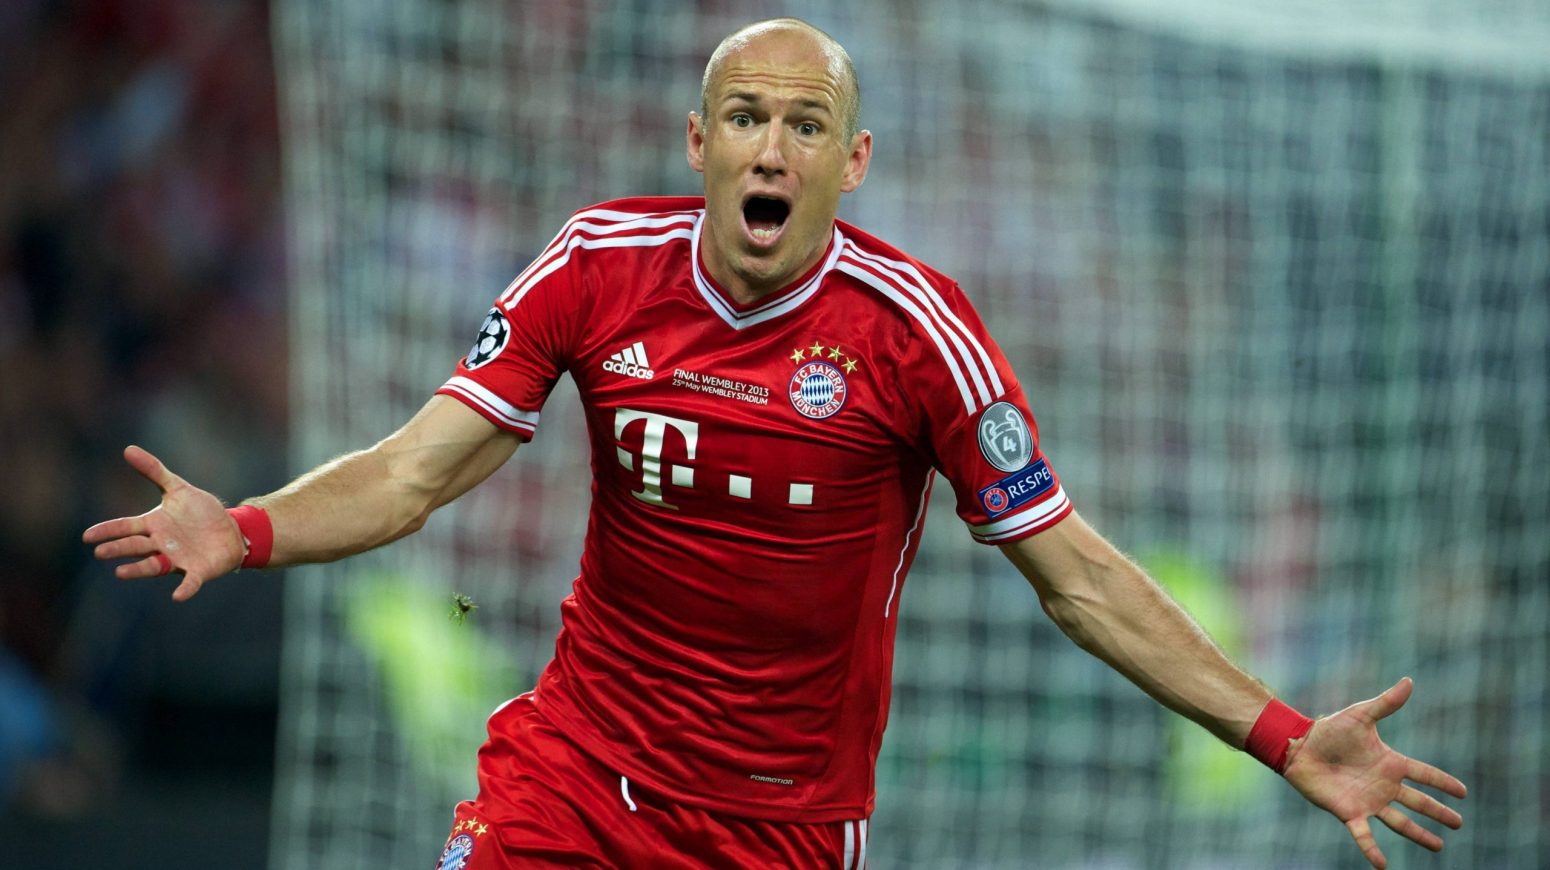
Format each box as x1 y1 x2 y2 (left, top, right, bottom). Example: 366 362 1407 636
614 408 699 509
614 408 815 509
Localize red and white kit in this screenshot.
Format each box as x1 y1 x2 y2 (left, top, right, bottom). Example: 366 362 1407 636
436 196 1071 858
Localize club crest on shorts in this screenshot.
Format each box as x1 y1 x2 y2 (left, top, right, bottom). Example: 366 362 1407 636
465 308 510 370
789 360 847 419
978 401 1033 471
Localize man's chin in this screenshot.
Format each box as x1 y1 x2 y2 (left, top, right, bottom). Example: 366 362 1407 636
732 254 793 289
731 254 787 285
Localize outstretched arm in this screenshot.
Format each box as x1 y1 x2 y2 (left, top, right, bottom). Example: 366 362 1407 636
1002 511 1465 869
83 395 520 600
1001 511 1269 744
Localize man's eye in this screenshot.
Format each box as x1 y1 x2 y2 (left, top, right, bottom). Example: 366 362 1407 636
799 122 819 136
732 114 752 128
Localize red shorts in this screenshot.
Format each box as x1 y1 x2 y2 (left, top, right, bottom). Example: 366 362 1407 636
435 695 871 869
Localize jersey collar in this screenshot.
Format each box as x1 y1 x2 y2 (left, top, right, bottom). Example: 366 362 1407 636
690 210 842 330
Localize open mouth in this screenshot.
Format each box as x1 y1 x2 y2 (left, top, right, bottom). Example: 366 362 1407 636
742 195 790 244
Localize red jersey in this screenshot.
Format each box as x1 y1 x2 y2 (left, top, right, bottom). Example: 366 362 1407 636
437 196 1071 822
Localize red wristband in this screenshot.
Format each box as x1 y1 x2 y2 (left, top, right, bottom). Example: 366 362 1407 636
1246 698 1315 774
227 505 273 569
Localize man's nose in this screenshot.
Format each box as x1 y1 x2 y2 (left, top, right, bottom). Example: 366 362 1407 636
753 123 788 176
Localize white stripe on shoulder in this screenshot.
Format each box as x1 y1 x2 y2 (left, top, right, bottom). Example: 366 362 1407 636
496 209 699 307
842 242 1004 403
968 486 1071 542
838 248 977 414
565 206 700 226
440 376 541 432
498 226 694 312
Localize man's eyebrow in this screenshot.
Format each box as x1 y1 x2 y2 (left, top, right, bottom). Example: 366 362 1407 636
720 93 834 116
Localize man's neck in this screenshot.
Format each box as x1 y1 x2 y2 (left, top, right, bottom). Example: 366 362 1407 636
699 226 829 307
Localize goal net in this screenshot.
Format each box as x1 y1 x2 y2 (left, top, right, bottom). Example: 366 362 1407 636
271 2 1549 867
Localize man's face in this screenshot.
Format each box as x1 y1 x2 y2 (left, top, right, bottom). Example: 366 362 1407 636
688 29 871 299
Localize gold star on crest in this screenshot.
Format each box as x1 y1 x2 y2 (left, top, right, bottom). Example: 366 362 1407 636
827 345 843 360
475 823 489 836
808 340 825 357
843 357 859 373
790 348 805 363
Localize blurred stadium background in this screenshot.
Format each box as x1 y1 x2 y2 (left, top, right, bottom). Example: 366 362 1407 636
2 0 1545 868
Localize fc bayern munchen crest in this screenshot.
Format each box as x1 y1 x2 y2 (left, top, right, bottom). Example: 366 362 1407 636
464 308 510 370
436 833 476 870
789 360 847 419
978 401 1033 471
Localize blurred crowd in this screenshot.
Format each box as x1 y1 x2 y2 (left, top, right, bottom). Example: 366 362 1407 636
0 0 285 817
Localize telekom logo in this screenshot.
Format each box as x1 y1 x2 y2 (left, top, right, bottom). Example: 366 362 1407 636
614 408 699 509
614 408 815 509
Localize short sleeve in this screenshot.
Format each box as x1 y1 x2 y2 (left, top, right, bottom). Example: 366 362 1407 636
436 224 583 439
905 283 1072 545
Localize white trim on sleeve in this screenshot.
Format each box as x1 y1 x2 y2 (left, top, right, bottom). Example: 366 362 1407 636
439 376 541 433
968 486 1071 543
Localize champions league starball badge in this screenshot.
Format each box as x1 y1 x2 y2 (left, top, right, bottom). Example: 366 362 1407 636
789 360 847 419
977 401 1033 471
436 834 476 870
465 308 510 370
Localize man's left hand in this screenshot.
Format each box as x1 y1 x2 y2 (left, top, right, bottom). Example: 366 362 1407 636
1282 677 1467 870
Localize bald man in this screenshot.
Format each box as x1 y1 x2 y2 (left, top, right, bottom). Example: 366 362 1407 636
87 18 1464 869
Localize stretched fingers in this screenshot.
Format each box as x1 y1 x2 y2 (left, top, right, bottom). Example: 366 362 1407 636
172 573 205 602
1365 676 1414 722
93 535 157 562
1398 784 1463 829
113 554 204 601
1378 806 1443 852
116 554 176 581
83 514 149 545
1407 758 1468 799
123 444 184 493
1345 817 1388 870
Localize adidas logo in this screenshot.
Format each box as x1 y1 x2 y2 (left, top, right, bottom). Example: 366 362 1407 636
603 341 655 380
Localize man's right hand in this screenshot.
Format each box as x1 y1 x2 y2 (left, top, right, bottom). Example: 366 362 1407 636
83 445 247 601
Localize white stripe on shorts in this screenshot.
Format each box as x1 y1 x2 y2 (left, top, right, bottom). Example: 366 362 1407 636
842 818 870 869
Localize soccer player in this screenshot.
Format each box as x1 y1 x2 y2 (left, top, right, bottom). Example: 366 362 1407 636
85 18 1465 870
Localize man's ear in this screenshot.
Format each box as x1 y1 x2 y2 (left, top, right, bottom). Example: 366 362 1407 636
840 129 873 193
687 111 706 174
